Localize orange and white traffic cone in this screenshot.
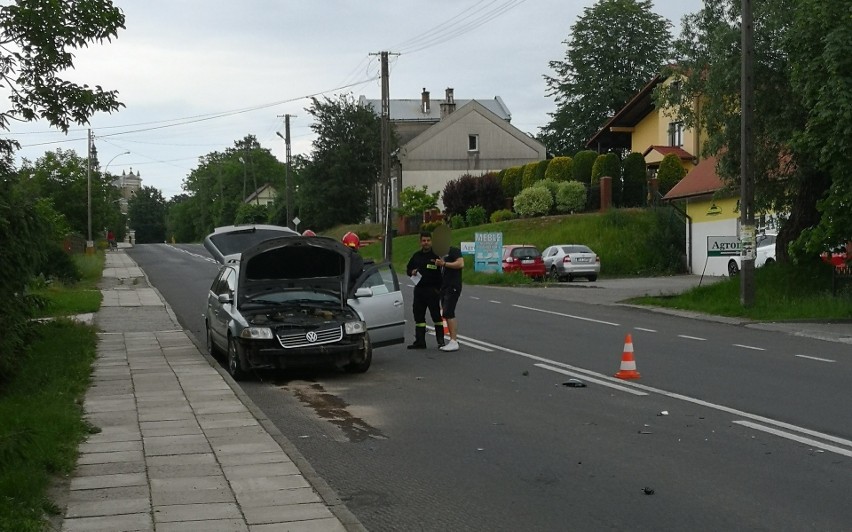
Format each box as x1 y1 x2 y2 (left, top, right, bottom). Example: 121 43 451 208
442 317 450 336
614 333 641 380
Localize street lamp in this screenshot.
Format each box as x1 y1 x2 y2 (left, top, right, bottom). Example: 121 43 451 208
238 156 247 202
105 151 130 187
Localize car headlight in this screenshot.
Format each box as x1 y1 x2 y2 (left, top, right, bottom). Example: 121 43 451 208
239 327 273 340
344 321 367 335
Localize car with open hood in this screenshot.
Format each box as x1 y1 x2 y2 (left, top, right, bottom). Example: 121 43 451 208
203 224 405 379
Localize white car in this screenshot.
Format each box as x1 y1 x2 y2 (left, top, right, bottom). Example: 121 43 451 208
542 244 601 282
727 232 777 277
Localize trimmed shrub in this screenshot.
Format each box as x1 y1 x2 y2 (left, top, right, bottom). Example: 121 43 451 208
534 160 550 182
442 173 504 220
521 162 539 189
513 186 553 217
657 153 687 194
555 181 587 213
533 179 560 213
573 150 599 184
591 152 621 185
501 166 524 197
465 205 487 227
449 214 465 229
621 152 647 207
421 220 445 233
490 209 516 223
544 156 573 182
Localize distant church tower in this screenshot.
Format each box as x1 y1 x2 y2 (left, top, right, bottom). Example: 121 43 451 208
112 168 142 214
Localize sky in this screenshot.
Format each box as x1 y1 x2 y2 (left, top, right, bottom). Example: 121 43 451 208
7 0 703 200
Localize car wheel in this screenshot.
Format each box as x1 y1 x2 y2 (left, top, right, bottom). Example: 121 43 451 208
227 337 248 381
728 259 740 277
549 266 561 282
764 258 775 266
344 335 372 374
588 275 597 282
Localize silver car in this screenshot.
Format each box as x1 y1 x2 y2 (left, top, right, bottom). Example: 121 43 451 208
203 225 405 379
542 244 601 282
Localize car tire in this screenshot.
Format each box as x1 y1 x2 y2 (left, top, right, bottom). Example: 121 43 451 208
728 259 740 277
344 335 372 374
227 337 249 381
588 275 597 282
764 258 775 266
549 266 561 282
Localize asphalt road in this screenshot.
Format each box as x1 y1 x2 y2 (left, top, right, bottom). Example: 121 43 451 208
129 243 852 531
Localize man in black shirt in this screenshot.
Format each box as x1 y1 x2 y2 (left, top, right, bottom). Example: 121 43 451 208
437 245 463 352
405 232 444 349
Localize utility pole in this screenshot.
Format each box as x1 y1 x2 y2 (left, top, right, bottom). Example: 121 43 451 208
276 114 295 229
367 51 393 260
86 128 93 253
740 0 755 306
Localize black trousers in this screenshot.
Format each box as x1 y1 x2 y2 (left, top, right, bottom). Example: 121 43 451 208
412 285 442 325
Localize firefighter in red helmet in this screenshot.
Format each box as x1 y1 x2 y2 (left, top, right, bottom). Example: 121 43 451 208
302 229 316 237
342 231 360 250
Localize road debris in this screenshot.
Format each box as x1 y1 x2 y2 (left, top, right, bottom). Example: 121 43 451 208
562 379 587 387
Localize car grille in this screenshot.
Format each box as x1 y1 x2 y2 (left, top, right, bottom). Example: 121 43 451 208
276 326 343 348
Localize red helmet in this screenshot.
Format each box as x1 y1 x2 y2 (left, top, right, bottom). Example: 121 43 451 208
342 231 360 249
302 229 316 237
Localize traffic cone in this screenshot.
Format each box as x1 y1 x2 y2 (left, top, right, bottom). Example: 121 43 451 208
614 333 641 380
442 317 449 336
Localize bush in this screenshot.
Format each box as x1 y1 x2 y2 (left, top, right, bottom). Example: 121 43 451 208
513 186 553 217
421 220 446 233
490 209 516 223
621 152 647 207
591 152 621 185
657 153 686 194
399 186 439 218
544 156 573 182
533 179 560 213
573 150 598 184
555 181 587 213
442 173 504 220
465 205 487 227
521 162 539 189
534 160 550 182
449 214 465 229
501 166 524 197
41 244 81 284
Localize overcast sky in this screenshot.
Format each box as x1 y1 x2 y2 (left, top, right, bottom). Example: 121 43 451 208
8 0 702 199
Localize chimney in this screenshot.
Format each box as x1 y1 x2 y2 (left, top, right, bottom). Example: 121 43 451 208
440 87 456 119
421 88 430 114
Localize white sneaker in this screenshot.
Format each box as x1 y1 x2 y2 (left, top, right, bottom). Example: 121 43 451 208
439 340 459 352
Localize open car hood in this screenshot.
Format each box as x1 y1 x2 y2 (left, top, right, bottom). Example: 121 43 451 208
237 236 359 308
203 224 300 264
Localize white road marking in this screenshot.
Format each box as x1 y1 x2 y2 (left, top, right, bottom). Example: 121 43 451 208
469 296 481 300
733 344 765 351
513 304 619 326
428 329 492 351
733 421 852 457
534 364 648 396
795 354 836 363
678 334 707 341
489 300 502 304
166 244 217 263
456 334 851 454
635 327 657 333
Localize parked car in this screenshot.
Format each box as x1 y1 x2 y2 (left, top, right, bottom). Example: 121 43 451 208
203 224 405 379
502 244 546 280
541 244 600 282
820 244 849 269
727 232 777 277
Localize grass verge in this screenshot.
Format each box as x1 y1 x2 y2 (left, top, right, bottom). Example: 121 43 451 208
0 320 98 531
630 261 852 320
31 253 104 318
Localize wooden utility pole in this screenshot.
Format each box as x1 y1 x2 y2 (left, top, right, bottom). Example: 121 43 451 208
277 115 296 229
86 128 93 252
740 0 755 306
379 51 392 260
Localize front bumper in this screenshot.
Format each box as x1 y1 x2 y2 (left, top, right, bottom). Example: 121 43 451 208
237 335 368 370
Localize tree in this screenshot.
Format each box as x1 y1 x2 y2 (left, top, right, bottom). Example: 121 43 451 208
128 186 166 243
544 156 573 182
0 0 125 160
572 150 598 184
299 94 387 230
398 186 439 218
541 0 671 155
656 153 686 195
621 152 647 207
657 0 852 261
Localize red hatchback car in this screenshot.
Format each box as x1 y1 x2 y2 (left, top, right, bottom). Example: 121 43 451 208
502 244 546 280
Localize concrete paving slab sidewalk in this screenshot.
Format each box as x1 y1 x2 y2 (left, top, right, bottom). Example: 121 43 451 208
58 247 363 532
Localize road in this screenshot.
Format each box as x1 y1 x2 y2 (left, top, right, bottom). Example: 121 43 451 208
129 243 852 531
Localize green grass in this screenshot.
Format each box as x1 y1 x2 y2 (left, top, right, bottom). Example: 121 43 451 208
0 320 98 531
30 253 104 318
630 261 852 320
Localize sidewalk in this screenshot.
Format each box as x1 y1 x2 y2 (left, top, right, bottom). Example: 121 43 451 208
60 248 364 531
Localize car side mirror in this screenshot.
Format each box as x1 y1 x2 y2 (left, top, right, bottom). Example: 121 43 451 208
354 287 373 298
217 293 233 304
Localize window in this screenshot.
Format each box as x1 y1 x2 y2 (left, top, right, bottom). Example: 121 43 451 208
668 122 684 147
468 134 479 152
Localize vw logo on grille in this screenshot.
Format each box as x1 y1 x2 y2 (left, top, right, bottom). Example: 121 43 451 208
305 331 318 343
